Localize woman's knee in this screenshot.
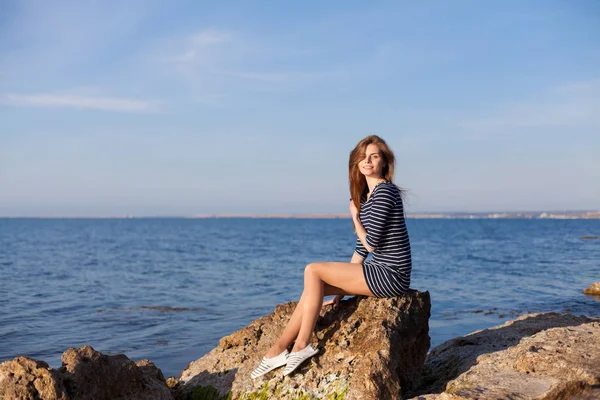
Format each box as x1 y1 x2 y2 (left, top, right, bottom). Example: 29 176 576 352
304 262 321 278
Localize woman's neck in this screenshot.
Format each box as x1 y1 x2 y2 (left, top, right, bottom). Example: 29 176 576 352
366 176 386 193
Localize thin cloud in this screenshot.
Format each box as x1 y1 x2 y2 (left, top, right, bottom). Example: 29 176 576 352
214 70 289 82
166 28 235 64
460 78 600 133
554 79 600 95
2 93 157 112
162 28 338 83
212 69 348 83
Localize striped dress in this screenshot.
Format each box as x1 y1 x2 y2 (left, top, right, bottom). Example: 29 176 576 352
354 181 412 297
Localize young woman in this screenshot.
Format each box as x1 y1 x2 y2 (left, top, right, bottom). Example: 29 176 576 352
251 135 412 378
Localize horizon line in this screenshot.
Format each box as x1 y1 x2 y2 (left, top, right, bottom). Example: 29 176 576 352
1 210 599 219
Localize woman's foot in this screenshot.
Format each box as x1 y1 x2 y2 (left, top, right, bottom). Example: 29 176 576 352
264 343 287 359
282 344 319 376
251 349 289 379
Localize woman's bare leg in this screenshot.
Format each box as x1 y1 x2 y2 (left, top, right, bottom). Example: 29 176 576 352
264 282 346 358
292 262 374 352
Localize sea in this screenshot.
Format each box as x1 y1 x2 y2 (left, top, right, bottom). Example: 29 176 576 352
0 218 598 378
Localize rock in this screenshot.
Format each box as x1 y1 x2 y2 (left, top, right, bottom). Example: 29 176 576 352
178 290 431 400
0 346 173 400
136 359 173 397
166 376 180 389
409 313 600 400
583 282 600 296
58 345 143 399
58 345 173 400
0 357 68 400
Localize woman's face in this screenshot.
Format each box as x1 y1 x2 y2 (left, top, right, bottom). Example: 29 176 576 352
359 143 384 178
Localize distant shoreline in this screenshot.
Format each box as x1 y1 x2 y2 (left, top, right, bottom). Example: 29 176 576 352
2 211 599 219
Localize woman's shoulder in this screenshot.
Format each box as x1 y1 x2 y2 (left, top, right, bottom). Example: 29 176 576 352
375 181 400 196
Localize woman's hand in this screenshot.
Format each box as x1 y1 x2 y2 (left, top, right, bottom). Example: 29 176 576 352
323 295 344 308
349 199 359 222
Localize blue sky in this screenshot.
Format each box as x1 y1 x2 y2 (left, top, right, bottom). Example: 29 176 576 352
1 0 599 216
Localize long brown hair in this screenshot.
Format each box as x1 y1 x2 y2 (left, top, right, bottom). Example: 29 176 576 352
349 135 400 213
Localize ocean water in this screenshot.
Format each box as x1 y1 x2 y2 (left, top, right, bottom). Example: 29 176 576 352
0 218 598 378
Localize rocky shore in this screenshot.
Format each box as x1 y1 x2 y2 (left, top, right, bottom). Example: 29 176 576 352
2 285 599 399
408 313 600 400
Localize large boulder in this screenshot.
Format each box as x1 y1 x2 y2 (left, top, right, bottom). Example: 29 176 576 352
0 346 173 400
58 345 173 400
0 357 68 400
178 290 431 400
409 313 600 400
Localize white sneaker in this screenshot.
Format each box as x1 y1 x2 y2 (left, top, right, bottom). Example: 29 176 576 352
251 349 289 379
282 344 319 376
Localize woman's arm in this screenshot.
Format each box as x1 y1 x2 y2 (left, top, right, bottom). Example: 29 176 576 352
350 249 365 264
353 217 374 253
355 185 397 252
353 235 369 259
350 198 376 253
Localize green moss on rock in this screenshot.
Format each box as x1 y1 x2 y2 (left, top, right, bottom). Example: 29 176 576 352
326 385 348 400
189 378 348 400
237 382 269 400
236 380 347 400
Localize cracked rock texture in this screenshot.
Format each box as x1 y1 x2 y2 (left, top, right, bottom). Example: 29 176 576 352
409 313 600 400
178 290 431 399
0 345 173 400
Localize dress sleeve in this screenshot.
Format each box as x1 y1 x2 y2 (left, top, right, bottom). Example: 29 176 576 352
365 184 397 251
354 237 369 258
